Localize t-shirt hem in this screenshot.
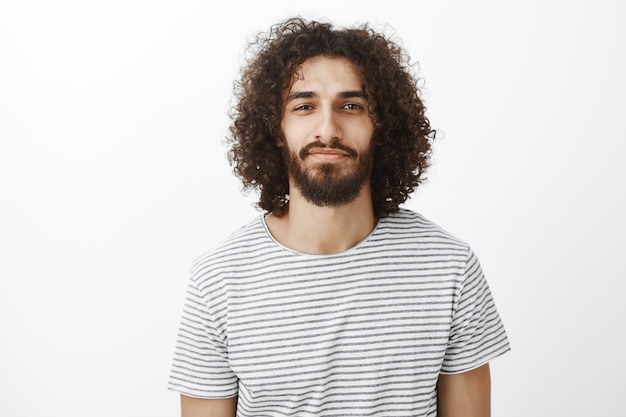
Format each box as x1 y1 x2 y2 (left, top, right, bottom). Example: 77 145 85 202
439 345 511 375
167 385 238 400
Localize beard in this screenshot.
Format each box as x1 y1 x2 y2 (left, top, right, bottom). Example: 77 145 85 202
283 139 374 207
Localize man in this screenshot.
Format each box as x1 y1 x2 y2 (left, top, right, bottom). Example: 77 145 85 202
169 17 509 417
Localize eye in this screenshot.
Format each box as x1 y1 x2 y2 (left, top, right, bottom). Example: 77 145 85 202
294 104 313 111
343 103 364 110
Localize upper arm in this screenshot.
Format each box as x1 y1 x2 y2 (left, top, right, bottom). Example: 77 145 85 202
437 363 491 417
180 395 237 417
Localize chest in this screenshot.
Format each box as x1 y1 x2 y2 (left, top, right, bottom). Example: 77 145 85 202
223 262 460 392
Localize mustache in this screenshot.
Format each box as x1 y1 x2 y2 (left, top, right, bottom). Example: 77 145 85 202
299 141 358 160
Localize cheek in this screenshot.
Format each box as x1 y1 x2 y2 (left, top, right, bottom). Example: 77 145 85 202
352 122 375 148
281 119 310 148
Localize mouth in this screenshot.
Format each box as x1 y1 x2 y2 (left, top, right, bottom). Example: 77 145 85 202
308 148 349 156
307 149 350 162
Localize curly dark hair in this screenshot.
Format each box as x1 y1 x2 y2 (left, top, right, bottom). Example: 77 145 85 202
227 17 435 218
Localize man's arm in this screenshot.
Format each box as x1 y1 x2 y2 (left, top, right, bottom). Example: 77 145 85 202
180 394 237 417
437 363 491 417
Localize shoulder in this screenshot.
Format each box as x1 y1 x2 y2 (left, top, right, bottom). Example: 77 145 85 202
189 215 272 283
378 208 469 250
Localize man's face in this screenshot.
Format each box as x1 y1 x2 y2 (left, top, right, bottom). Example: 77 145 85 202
280 55 375 207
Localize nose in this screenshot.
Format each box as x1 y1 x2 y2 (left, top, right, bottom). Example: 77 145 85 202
315 108 341 144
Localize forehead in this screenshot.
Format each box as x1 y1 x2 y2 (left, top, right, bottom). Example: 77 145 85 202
288 56 364 92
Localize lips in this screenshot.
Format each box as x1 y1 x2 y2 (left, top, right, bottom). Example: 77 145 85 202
308 148 349 156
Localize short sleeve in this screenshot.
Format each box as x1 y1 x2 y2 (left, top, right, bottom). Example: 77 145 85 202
440 248 510 374
167 275 238 398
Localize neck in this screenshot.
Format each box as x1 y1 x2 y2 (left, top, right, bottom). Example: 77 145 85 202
265 184 377 255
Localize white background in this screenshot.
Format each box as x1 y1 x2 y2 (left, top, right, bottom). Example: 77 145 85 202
1 0 624 415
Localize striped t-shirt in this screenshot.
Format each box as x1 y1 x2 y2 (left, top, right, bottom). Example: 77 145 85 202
168 209 510 416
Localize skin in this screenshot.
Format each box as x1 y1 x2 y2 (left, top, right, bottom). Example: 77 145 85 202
180 395 237 417
437 364 492 417
266 56 377 254
180 55 491 417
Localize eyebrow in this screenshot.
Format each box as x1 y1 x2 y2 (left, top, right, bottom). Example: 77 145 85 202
286 90 368 102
